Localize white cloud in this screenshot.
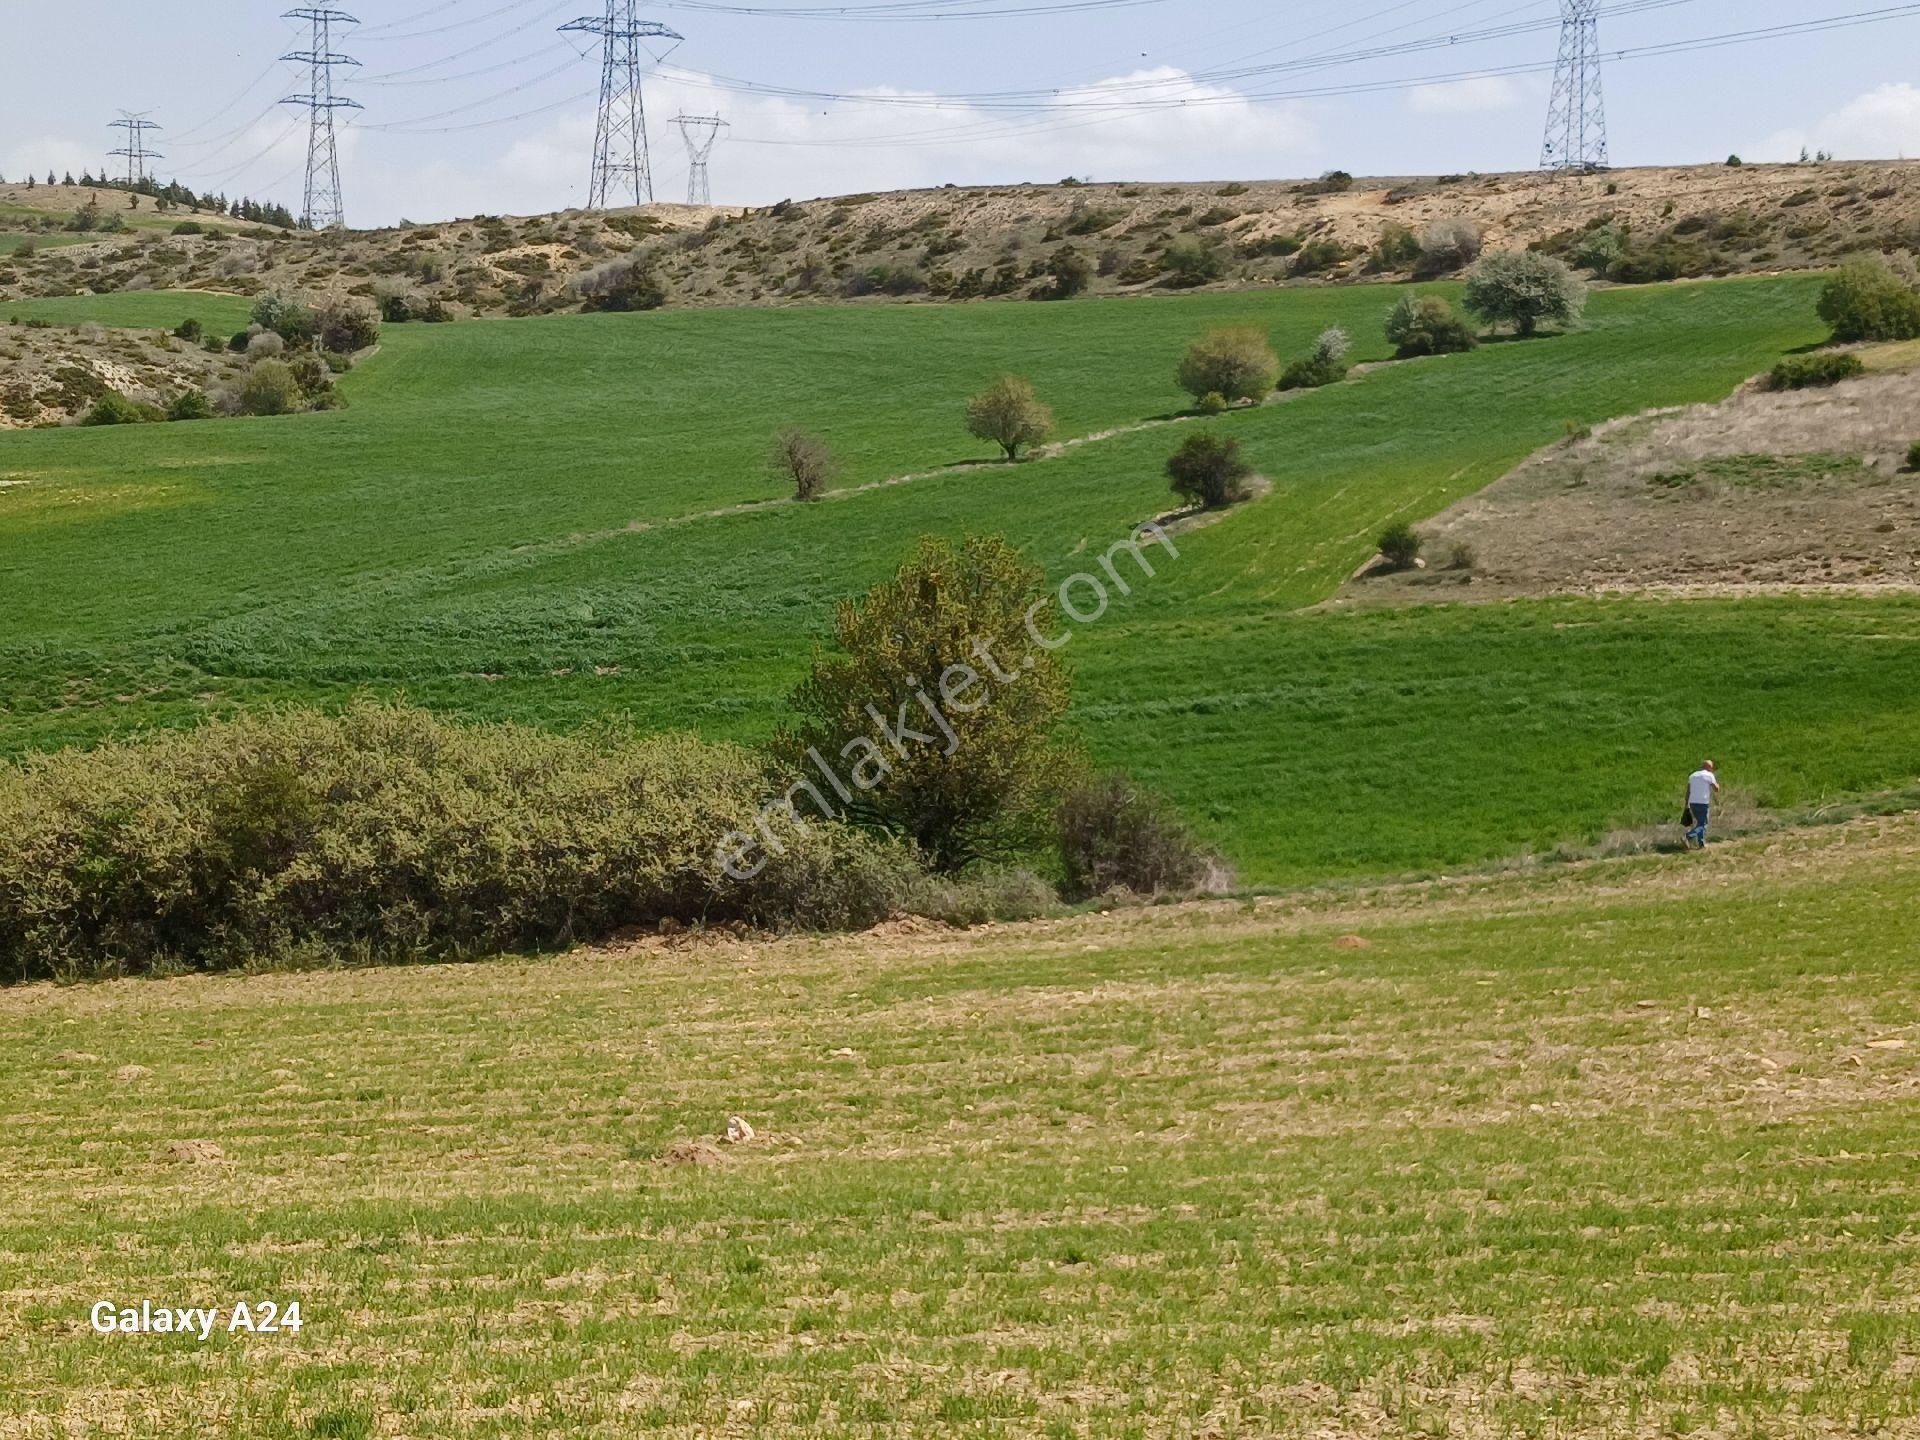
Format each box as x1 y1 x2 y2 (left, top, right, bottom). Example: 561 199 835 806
1406 76 1522 117
1755 82 1920 163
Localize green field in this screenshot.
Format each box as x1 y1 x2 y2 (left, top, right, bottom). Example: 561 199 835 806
4 274 1917 882
3 289 255 333
4 814 1916 1437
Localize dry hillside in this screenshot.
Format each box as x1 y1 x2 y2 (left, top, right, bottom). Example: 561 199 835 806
0 320 247 428
2 161 1917 318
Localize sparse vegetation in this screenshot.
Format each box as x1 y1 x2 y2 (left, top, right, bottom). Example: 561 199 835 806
770 427 837 501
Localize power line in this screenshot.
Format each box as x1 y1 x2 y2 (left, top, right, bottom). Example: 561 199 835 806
673 113 727 203
107 111 163 184
561 3 684 206
282 6 363 229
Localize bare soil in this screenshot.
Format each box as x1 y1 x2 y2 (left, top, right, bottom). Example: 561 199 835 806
1336 357 1920 603
0 321 246 428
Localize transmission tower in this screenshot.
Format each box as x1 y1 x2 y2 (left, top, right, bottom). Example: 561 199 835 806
561 3 683 208
108 112 164 185
282 7 362 229
672 114 727 205
1540 0 1608 173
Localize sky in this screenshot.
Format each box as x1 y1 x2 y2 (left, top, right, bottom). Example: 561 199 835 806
2 0 1918 228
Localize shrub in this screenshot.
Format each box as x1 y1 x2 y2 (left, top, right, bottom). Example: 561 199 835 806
1377 522 1423 570
1368 223 1421 272
250 291 317 345
166 389 213 422
772 535 1073 873
1765 352 1864 391
1571 222 1625 274
1815 259 1920 343
1198 391 1229 415
1291 237 1350 276
1463 250 1587 337
1176 326 1279 405
1385 294 1477 357
965 376 1053 460
770 427 837 501
79 391 161 426
234 359 304 416
245 329 285 360
1278 355 1345 391
317 296 380 354
1166 431 1253 510
0 703 924 979
576 256 667 312
171 221 204 236
1908 440 1920 473
1057 773 1213 901
1035 245 1093 300
1416 217 1484 277
1160 235 1225 288
1298 170 1354 196
173 317 203 342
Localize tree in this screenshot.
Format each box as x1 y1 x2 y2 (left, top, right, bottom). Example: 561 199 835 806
770 427 837 501
1166 432 1253 511
1462 250 1587 337
1176 326 1279 406
966 376 1053 460
773 534 1072 872
1385 294 1478 358
1377 522 1423 570
1816 258 1920 343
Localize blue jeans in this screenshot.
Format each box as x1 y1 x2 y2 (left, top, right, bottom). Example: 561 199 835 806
1685 803 1711 844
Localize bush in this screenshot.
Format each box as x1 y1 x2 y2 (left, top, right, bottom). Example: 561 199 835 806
770 427 836 501
1377 521 1423 570
246 329 285 360
1815 259 1920 343
1765 352 1864 391
1278 354 1346 391
173 317 203 342
171 221 204 236
1463 250 1587 337
166 389 213 422
1176 326 1279 405
1035 245 1093 300
79 391 162 426
1416 217 1484 277
1291 238 1350 276
965 375 1053 460
1368 223 1421 272
576 257 667 312
773 535 1072 873
1160 235 1225 288
1166 431 1253 510
1571 222 1625 274
317 297 380 354
1908 439 1920 473
234 359 304 416
1057 773 1213 902
1197 391 1229 415
250 291 317 345
1385 294 1477 357
0 703 925 979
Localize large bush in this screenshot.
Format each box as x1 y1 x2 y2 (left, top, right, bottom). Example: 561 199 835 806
1176 326 1280 405
1166 431 1253 510
1766 352 1864 391
774 534 1072 873
250 291 318 345
317 296 381 354
1815 258 1920 343
1463 250 1587 337
79 391 162 426
576 256 668 312
1385 294 1477 357
1416 218 1484 278
0 704 920 980
1057 773 1214 901
965 376 1054 460
233 359 305 417
1160 236 1225 288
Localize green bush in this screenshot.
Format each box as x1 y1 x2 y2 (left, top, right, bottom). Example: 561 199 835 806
173 317 203 342
1159 236 1225 288
773 535 1072 873
1197 391 1229 415
317 297 380 354
234 359 305 417
1035 245 1093 300
1291 238 1350 276
250 291 318 345
577 257 667 312
1378 521 1423 570
1057 773 1214 901
1176 326 1279 405
1815 259 1920 343
1166 431 1253 510
1368 223 1421 273
166 389 213 422
1463 250 1587 337
1908 439 1920 473
0 703 922 980
79 391 162 426
1385 294 1477 358
1765 352 1865 391
1278 355 1344 391
171 221 205 236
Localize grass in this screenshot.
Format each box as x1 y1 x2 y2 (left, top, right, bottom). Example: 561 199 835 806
2 289 255 333
5 272 1916 885
3 812 1917 1437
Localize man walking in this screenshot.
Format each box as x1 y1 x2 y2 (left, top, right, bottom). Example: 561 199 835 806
1684 760 1720 850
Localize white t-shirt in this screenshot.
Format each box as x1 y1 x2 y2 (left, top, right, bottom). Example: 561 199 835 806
1688 769 1719 805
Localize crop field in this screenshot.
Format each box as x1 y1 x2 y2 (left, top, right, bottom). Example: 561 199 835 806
4 274 1919 882
4 813 1918 1438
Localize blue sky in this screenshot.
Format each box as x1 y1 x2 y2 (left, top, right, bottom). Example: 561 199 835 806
3 1 1917 226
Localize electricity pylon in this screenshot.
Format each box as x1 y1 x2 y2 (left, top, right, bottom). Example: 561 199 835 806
672 114 727 205
282 7 362 229
1540 0 1608 173
561 2 683 207
108 112 163 185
